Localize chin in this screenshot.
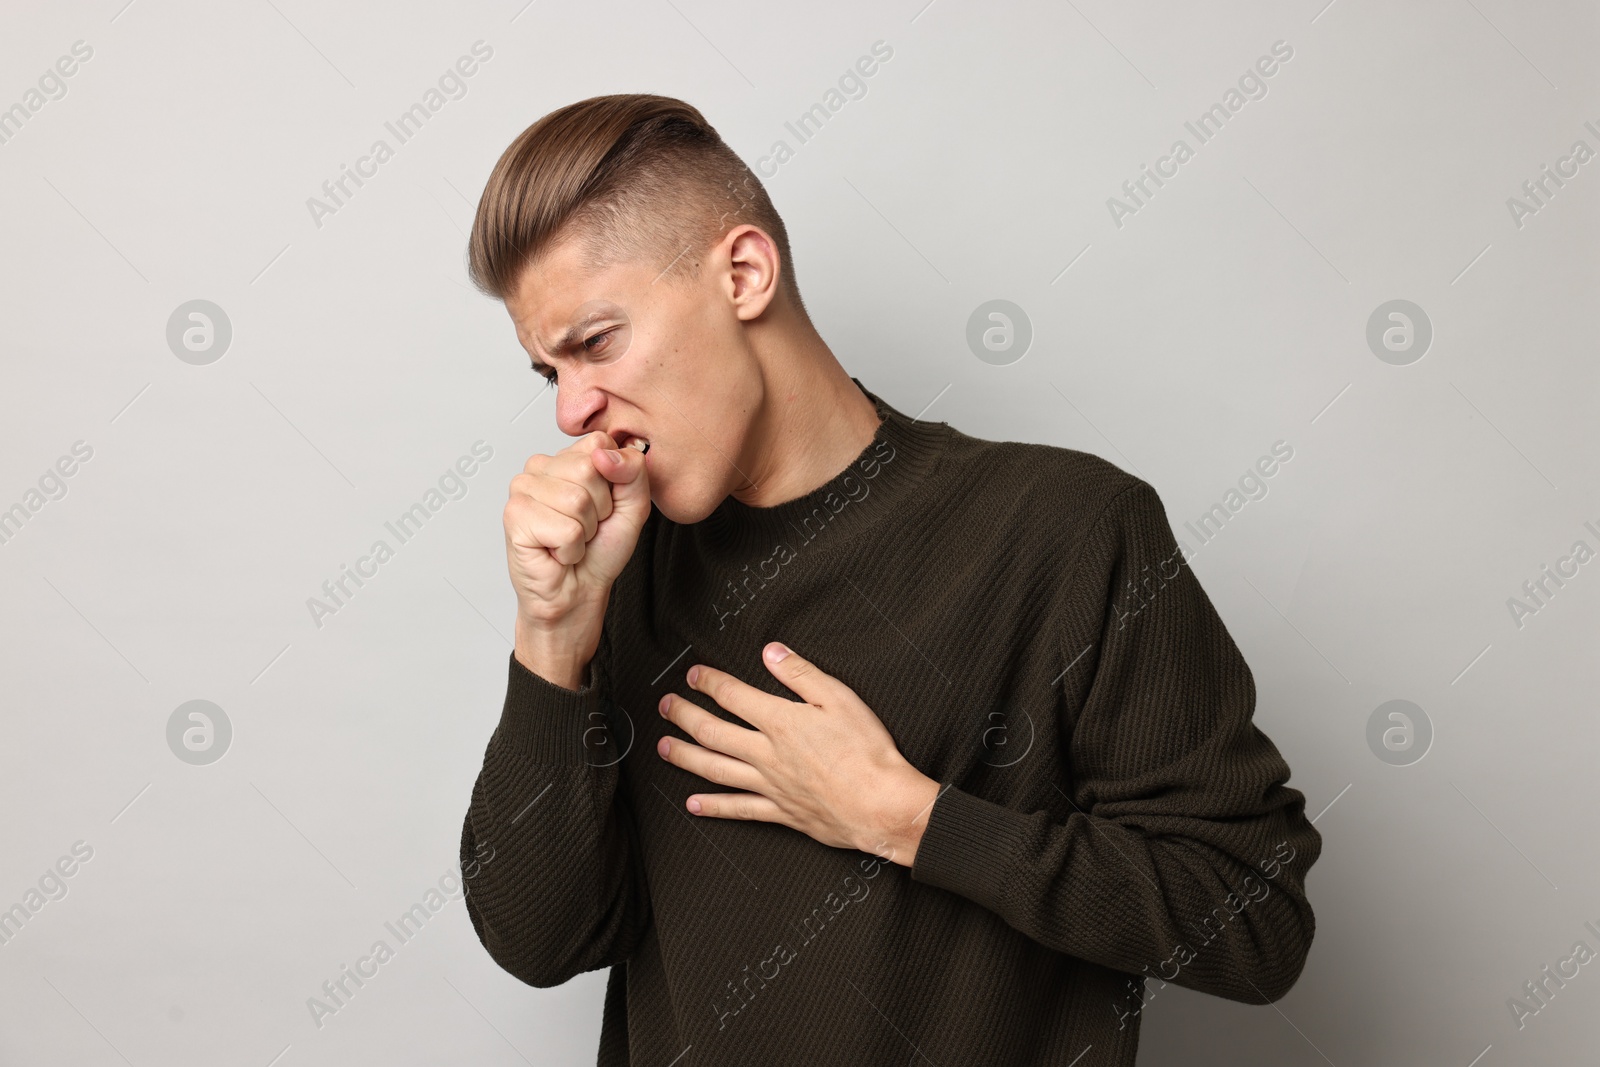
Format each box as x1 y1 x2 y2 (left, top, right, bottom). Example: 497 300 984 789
651 480 724 526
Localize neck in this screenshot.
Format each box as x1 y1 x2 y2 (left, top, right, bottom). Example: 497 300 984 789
731 321 881 508
689 377 949 563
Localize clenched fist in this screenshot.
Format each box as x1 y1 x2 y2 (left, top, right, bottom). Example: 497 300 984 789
504 431 651 687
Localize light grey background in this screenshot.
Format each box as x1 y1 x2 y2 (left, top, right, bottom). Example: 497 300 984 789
1 0 1596 1064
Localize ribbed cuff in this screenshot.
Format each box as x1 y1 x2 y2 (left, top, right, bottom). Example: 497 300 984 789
490 650 606 764
909 784 1031 918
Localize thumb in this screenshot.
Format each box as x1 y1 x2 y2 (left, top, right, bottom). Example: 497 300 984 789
593 446 652 526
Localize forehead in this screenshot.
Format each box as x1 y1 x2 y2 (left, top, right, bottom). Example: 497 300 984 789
505 237 656 358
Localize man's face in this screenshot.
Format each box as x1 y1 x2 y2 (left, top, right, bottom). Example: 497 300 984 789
504 231 765 525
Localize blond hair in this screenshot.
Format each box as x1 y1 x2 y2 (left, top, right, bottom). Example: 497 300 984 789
468 93 803 314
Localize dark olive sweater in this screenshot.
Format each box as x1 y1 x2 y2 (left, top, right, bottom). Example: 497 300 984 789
460 379 1321 1065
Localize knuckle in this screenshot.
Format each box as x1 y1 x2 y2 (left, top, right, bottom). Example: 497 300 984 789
561 482 592 518
697 720 722 750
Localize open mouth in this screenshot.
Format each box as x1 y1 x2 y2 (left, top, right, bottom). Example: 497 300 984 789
620 435 651 455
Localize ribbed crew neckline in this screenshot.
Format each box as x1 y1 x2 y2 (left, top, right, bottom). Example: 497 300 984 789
688 378 951 559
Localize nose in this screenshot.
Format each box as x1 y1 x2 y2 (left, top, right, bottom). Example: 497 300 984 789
554 375 605 439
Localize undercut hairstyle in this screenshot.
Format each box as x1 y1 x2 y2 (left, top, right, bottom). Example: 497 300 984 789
468 93 804 315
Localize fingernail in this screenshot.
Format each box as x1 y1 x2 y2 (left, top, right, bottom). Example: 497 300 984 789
687 665 700 685
658 694 671 715
687 797 702 814
657 737 670 757
602 448 622 462
765 643 790 663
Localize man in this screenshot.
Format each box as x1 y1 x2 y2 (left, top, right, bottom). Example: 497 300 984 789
459 93 1320 1066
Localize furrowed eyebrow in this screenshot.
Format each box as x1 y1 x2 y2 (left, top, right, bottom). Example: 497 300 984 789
540 309 612 359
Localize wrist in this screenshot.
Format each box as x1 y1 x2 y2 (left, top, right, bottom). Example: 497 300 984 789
513 608 604 690
515 586 609 634
860 768 942 869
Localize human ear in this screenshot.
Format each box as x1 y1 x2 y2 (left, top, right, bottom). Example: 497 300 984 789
723 225 781 321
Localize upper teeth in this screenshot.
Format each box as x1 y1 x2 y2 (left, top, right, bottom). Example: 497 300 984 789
625 438 650 454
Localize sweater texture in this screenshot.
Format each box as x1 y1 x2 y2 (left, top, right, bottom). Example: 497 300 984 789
460 379 1321 1065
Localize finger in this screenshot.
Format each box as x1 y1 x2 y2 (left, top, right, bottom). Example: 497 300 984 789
504 487 589 567
547 443 616 526
551 432 648 518
520 450 613 530
587 442 652 518
685 791 784 823
656 735 765 793
562 429 618 455
588 442 646 483
685 663 786 727
758 643 844 707
660 692 765 764
524 473 599 542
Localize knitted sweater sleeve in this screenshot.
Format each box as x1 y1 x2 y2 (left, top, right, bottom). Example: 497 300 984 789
459 620 651 987
909 479 1321 1004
